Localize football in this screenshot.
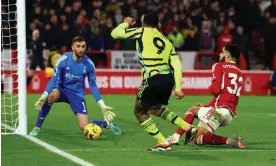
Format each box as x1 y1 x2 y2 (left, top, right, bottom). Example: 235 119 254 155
84 123 102 140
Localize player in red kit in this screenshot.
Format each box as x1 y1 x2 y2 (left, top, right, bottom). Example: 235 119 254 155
167 44 245 148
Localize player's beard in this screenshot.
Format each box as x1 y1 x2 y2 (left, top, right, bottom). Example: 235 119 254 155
74 50 83 58
219 56 226 62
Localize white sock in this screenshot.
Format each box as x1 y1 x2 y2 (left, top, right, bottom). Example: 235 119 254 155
105 121 110 129
173 133 180 139
226 138 233 145
162 140 169 144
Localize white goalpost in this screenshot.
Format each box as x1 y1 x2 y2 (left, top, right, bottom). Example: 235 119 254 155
1 0 27 135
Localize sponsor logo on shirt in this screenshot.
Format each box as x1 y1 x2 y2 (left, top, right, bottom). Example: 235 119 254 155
65 73 83 80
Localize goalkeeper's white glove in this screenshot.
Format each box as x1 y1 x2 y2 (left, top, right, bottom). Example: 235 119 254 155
97 99 116 121
35 92 49 111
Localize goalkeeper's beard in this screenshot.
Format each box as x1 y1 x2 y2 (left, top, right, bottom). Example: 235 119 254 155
74 50 84 59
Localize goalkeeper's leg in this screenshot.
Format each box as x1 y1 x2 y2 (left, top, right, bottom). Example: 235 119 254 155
76 113 121 135
29 89 60 136
90 120 121 135
64 90 121 135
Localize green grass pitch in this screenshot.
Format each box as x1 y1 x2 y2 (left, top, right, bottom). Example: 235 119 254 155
2 95 276 166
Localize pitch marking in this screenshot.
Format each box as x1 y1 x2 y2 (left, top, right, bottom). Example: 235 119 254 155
1 123 94 166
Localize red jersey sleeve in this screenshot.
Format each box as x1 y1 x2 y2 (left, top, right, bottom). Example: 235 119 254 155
209 63 223 95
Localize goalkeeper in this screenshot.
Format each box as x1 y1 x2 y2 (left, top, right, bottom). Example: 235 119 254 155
29 36 121 136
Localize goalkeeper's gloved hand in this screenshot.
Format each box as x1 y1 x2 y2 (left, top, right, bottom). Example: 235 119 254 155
97 99 116 121
35 92 49 111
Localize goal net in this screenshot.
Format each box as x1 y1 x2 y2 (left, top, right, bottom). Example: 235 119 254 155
1 0 27 134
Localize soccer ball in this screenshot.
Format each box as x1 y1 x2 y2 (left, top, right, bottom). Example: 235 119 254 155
84 123 102 140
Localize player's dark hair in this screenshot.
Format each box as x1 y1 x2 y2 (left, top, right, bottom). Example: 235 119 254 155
224 44 240 60
72 36 86 44
143 13 159 28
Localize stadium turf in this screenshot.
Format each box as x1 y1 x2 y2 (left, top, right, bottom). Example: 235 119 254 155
2 95 276 166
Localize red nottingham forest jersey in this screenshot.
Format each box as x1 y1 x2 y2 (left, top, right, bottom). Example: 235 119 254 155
208 62 243 116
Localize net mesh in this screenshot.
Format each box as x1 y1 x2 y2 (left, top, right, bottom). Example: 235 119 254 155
1 0 19 134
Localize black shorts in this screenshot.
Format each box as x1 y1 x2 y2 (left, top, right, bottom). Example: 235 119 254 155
137 73 175 108
30 59 45 70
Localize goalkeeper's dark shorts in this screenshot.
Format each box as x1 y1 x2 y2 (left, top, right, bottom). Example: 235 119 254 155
137 73 174 108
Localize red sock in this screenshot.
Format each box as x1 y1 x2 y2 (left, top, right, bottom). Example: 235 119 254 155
201 132 227 145
176 112 195 136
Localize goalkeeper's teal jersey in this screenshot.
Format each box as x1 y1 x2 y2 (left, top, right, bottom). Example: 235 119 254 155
111 22 183 91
